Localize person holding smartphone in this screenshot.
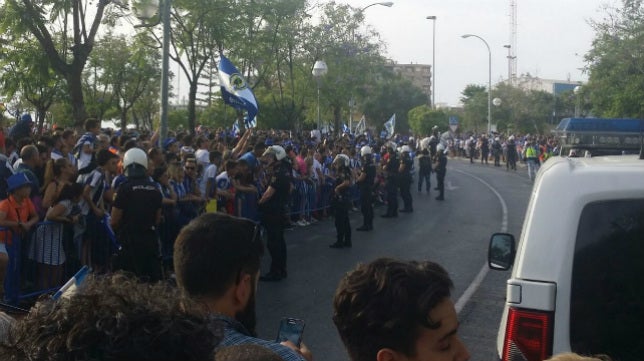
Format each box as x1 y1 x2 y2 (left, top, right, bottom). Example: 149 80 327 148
173 213 313 361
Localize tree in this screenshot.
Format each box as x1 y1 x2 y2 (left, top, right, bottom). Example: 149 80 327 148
362 71 428 134
89 33 161 132
304 2 388 134
408 105 448 136
0 35 65 131
460 84 487 133
0 0 125 126
583 0 644 118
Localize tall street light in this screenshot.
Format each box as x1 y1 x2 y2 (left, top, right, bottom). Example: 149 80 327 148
312 60 328 132
135 0 170 144
462 34 492 134
349 2 393 131
360 1 393 12
426 16 436 108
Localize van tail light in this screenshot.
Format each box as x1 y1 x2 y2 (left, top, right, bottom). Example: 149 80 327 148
502 307 553 361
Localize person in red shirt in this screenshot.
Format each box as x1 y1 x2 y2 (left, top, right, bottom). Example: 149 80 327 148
0 173 39 299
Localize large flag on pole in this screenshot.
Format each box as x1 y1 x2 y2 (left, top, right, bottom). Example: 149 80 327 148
384 113 396 139
354 115 366 134
218 55 258 123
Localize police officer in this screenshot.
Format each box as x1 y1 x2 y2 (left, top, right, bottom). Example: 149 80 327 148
381 146 399 218
434 144 448 201
329 154 352 248
398 145 413 213
356 146 376 231
258 145 292 282
111 147 163 282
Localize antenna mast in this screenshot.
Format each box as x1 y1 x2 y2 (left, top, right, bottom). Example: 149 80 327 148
508 0 517 85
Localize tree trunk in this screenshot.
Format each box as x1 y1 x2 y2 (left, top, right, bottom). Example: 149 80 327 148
67 68 88 127
333 105 342 137
188 81 198 134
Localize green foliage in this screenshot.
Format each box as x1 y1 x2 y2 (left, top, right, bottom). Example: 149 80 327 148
408 106 448 136
362 72 428 134
584 0 644 118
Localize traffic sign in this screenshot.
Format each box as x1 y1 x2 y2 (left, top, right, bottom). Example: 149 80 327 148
449 116 458 132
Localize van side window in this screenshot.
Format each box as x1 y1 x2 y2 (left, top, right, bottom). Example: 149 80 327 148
571 199 644 361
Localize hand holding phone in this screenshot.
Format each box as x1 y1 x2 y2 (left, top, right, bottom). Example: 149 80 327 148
276 317 305 347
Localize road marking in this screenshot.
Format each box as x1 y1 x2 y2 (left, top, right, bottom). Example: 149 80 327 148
452 169 509 314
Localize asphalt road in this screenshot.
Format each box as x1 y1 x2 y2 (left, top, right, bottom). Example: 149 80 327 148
255 157 534 361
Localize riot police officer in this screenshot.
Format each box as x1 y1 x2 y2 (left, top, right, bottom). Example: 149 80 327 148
381 146 399 218
398 145 413 212
434 144 448 201
356 146 376 231
111 147 163 282
258 145 292 281
329 154 352 248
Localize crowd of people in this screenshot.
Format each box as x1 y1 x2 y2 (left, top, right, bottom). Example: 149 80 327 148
0 112 564 297
0 211 613 361
0 113 616 361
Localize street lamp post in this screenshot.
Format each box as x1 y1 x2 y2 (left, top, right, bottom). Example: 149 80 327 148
360 1 393 12
426 16 436 108
312 60 328 132
135 0 170 144
462 34 492 135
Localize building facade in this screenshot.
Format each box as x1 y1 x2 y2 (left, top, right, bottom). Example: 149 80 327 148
386 62 432 105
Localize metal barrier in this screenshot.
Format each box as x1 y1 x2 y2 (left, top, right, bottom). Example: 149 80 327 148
1 218 119 306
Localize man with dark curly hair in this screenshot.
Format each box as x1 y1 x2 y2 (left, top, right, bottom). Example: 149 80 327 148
332 258 470 361
0 273 219 361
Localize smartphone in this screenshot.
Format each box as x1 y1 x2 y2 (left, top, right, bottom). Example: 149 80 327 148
276 317 305 347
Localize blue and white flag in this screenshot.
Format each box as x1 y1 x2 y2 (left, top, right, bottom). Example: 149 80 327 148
342 123 351 134
232 120 240 136
384 113 396 139
244 115 257 129
52 266 90 300
218 55 258 124
354 115 366 135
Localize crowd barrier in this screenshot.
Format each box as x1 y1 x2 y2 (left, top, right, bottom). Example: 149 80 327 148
1 216 118 306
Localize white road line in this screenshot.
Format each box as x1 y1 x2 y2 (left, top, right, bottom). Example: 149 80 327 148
452 168 509 314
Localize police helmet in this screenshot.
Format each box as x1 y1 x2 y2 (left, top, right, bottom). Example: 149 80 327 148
262 145 287 161
123 147 148 170
333 154 350 167
360 146 372 157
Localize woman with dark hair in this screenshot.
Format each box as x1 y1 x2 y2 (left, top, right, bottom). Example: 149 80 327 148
29 183 84 290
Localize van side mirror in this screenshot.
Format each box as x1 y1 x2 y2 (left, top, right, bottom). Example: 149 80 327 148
488 233 516 271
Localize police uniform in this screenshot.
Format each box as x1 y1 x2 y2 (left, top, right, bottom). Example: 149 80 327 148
434 151 447 201
357 159 376 230
399 154 413 212
259 159 291 281
112 177 163 282
330 165 352 248
382 152 399 217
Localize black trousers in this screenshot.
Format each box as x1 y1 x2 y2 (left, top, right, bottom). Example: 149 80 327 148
262 214 286 274
399 177 412 210
436 172 446 198
385 181 398 216
334 201 351 244
418 172 431 192
360 190 373 227
114 230 162 283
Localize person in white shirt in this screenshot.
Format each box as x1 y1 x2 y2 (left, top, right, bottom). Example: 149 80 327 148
194 137 210 170
200 151 221 200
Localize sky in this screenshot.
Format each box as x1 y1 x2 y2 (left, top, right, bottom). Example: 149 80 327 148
333 0 616 106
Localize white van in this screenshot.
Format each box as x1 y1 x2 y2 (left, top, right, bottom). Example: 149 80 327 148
488 153 644 361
